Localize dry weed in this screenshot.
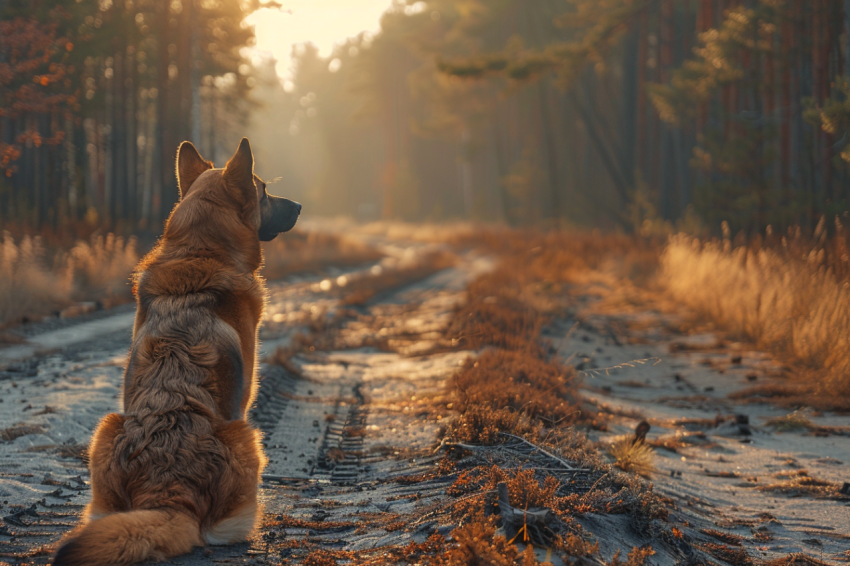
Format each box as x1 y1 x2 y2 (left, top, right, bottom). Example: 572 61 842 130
695 543 752 566
757 469 847 499
446 291 542 351
0 423 46 442
762 554 834 566
436 520 519 566
451 350 579 426
609 546 656 566
764 410 819 432
485 468 560 510
443 405 540 445
608 436 654 477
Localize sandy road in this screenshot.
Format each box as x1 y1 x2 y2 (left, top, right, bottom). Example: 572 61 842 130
554 301 850 564
0 227 847 565
0 230 488 564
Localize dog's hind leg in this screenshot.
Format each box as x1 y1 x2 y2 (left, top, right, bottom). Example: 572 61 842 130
207 420 266 545
85 413 127 522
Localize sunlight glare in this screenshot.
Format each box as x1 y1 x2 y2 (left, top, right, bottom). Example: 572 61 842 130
244 0 393 84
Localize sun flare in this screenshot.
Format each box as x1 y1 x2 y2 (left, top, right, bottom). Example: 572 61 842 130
243 0 393 85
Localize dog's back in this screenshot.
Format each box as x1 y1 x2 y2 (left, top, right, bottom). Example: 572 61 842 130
53 139 299 566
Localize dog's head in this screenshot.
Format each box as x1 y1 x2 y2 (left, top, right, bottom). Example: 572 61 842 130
169 138 301 247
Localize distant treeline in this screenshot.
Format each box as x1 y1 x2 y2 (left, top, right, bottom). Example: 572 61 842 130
5 1 850 234
265 0 850 233
0 0 257 233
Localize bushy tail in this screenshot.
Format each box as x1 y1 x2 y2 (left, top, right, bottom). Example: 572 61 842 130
53 509 202 566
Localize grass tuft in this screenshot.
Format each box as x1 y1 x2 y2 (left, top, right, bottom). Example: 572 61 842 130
764 410 818 432
757 469 847 500
608 436 654 477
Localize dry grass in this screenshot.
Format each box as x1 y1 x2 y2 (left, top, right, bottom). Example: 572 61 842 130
452 350 579 426
0 423 46 442
0 232 138 327
435 228 668 559
441 235 587 445
608 436 654 477
0 228 383 330
338 251 455 306
661 225 850 398
763 555 834 566
764 410 820 433
695 543 753 566
262 229 383 280
62 233 139 303
443 405 541 446
757 469 848 500
441 227 666 445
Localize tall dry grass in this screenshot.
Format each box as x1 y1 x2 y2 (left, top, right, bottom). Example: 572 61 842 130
0 233 68 327
0 228 382 329
661 222 850 397
261 229 383 280
0 232 138 327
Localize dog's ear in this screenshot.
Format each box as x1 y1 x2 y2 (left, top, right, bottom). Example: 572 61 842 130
176 142 213 199
223 138 257 208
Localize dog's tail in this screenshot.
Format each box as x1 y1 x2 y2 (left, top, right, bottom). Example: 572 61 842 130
52 509 202 566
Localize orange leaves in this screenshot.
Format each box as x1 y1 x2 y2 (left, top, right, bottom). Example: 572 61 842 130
0 15 74 120
0 142 23 177
0 14 75 177
16 131 42 148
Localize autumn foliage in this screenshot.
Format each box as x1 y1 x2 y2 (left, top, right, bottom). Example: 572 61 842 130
0 8 77 178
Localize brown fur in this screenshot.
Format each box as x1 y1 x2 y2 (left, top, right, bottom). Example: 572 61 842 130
53 139 280 566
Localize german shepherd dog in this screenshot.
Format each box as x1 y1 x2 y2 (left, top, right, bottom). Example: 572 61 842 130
52 139 300 565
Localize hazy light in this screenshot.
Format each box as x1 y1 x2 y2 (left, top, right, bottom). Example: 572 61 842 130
244 0 392 85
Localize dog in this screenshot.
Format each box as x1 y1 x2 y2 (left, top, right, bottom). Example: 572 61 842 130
52 138 301 565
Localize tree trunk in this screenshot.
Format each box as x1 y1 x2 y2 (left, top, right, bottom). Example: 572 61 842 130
156 1 172 221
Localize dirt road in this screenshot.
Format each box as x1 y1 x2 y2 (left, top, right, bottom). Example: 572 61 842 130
0 229 490 564
0 227 847 565
559 299 850 564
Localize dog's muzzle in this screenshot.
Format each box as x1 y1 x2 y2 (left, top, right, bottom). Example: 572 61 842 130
259 195 301 241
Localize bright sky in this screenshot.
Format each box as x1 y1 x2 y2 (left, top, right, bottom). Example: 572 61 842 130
244 0 394 88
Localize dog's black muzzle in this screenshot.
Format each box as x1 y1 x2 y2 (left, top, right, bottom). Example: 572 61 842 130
259 194 301 241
